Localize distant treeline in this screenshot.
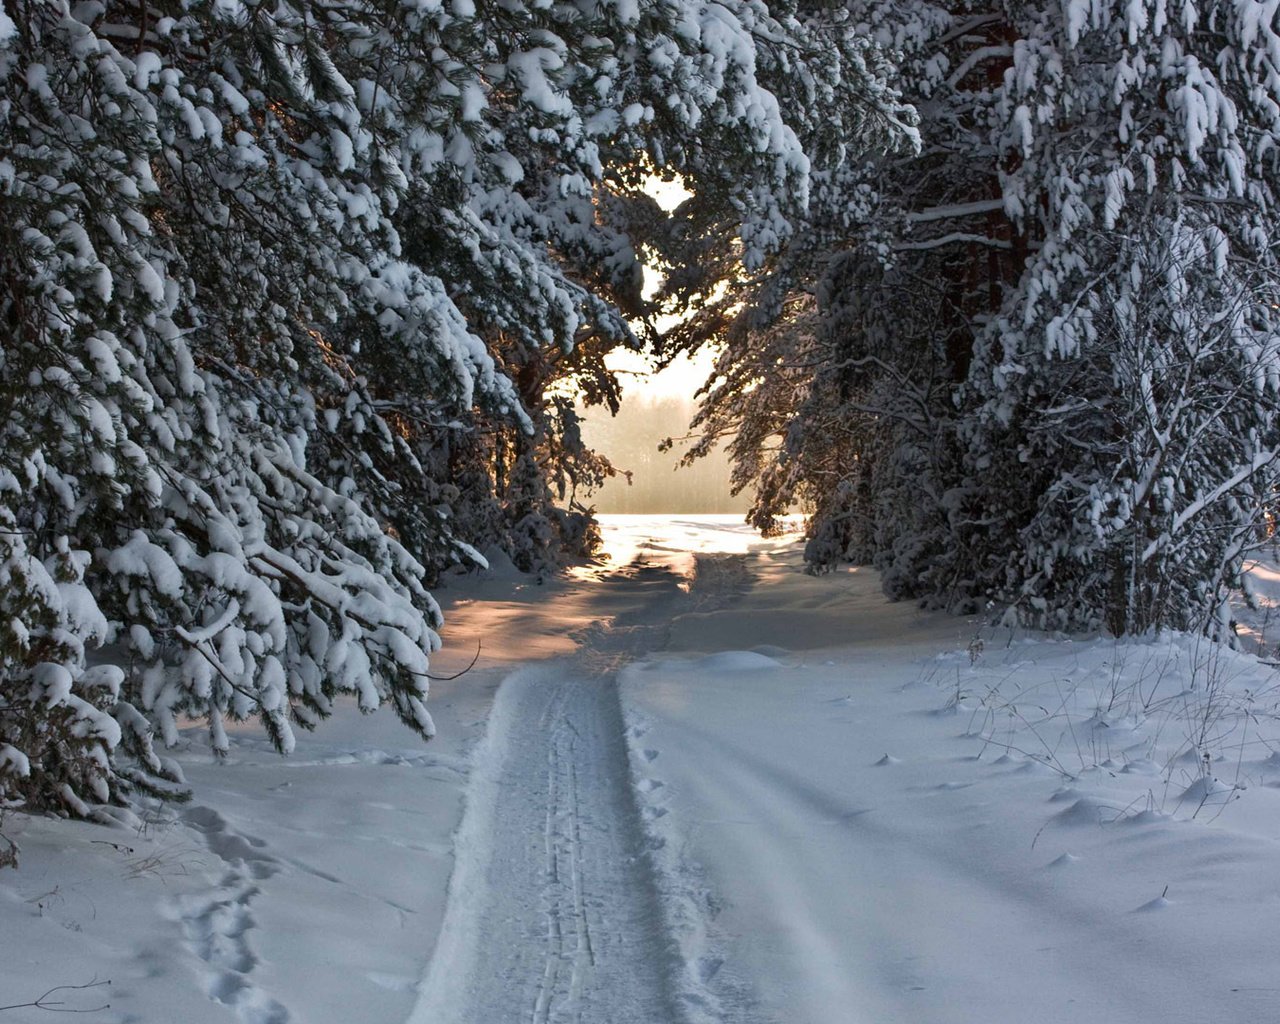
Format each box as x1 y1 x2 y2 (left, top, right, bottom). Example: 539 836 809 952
578 396 749 515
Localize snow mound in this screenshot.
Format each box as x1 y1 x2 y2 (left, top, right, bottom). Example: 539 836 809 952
476 545 523 580
1052 795 1115 826
695 651 785 672
1120 758 1162 776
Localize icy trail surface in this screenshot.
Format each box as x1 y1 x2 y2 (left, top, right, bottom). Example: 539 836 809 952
411 666 675 1024
411 552 715 1023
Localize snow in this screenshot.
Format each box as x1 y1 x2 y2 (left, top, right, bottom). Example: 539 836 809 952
625 636 1280 1022
6 517 1280 1022
0 652 494 1024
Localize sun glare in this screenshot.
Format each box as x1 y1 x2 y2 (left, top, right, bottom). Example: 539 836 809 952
600 172 714 401
646 173 692 213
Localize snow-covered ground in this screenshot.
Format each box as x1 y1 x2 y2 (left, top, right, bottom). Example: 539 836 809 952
5 516 1280 1022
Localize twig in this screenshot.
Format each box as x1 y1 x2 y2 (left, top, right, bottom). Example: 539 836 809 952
89 840 134 854
0 831 17 870
425 639 482 682
0 979 111 1014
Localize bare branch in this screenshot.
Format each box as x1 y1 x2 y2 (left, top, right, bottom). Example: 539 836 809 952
425 639 482 682
0 979 111 1014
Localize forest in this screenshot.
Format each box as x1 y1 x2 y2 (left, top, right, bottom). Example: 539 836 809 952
4 0 1280 820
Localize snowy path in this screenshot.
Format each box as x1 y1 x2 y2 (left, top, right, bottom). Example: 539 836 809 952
413 665 677 1024
411 556 707 1024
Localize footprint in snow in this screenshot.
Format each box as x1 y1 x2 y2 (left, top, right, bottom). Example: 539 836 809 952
697 956 725 983
177 806 290 1024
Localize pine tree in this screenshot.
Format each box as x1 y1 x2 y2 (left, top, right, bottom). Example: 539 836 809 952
679 0 1280 637
962 0 1280 634
0 0 913 819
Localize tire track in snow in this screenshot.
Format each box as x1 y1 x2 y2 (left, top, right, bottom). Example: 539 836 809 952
410 553 755 1024
411 665 679 1024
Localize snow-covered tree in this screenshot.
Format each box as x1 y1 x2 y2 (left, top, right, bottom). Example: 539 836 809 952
0 0 912 818
428 0 918 572
965 0 1280 634
970 220 1280 634
679 0 1280 637
659 0 959 589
